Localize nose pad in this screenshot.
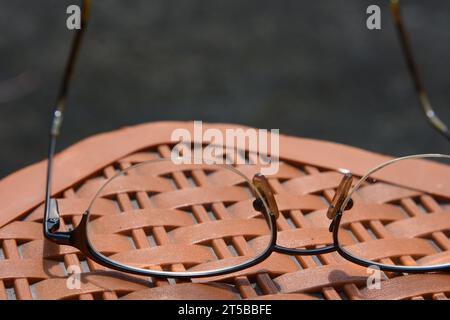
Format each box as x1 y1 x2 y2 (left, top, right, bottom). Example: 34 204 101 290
327 172 353 220
345 198 354 211
252 173 280 219
328 198 353 233
252 198 265 212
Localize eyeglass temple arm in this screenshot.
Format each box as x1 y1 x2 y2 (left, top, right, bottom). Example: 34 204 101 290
390 0 450 141
41 1 446 240
43 0 91 242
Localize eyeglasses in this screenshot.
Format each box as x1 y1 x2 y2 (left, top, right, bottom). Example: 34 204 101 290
44 0 450 278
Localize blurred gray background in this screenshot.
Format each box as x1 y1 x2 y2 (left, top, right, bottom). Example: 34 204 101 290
1 0 449 178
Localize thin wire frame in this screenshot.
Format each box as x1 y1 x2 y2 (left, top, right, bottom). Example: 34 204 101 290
390 0 450 141
335 154 450 273
46 161 280 279
42 0 450 278
84 158 279 278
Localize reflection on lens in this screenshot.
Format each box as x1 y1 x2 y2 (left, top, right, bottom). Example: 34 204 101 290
338 155 450 269
85 159 273 276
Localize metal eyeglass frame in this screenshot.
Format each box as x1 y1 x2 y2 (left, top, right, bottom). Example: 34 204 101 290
43 0 450 278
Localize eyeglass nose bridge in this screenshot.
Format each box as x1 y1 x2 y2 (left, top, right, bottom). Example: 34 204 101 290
251 173 339 256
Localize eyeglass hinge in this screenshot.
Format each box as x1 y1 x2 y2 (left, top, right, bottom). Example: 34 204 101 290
46 198 61 232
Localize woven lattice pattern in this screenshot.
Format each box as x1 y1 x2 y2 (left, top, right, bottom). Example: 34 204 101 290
1 122 449 300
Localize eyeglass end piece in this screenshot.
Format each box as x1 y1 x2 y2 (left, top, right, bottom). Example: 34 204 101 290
46 198 61 232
